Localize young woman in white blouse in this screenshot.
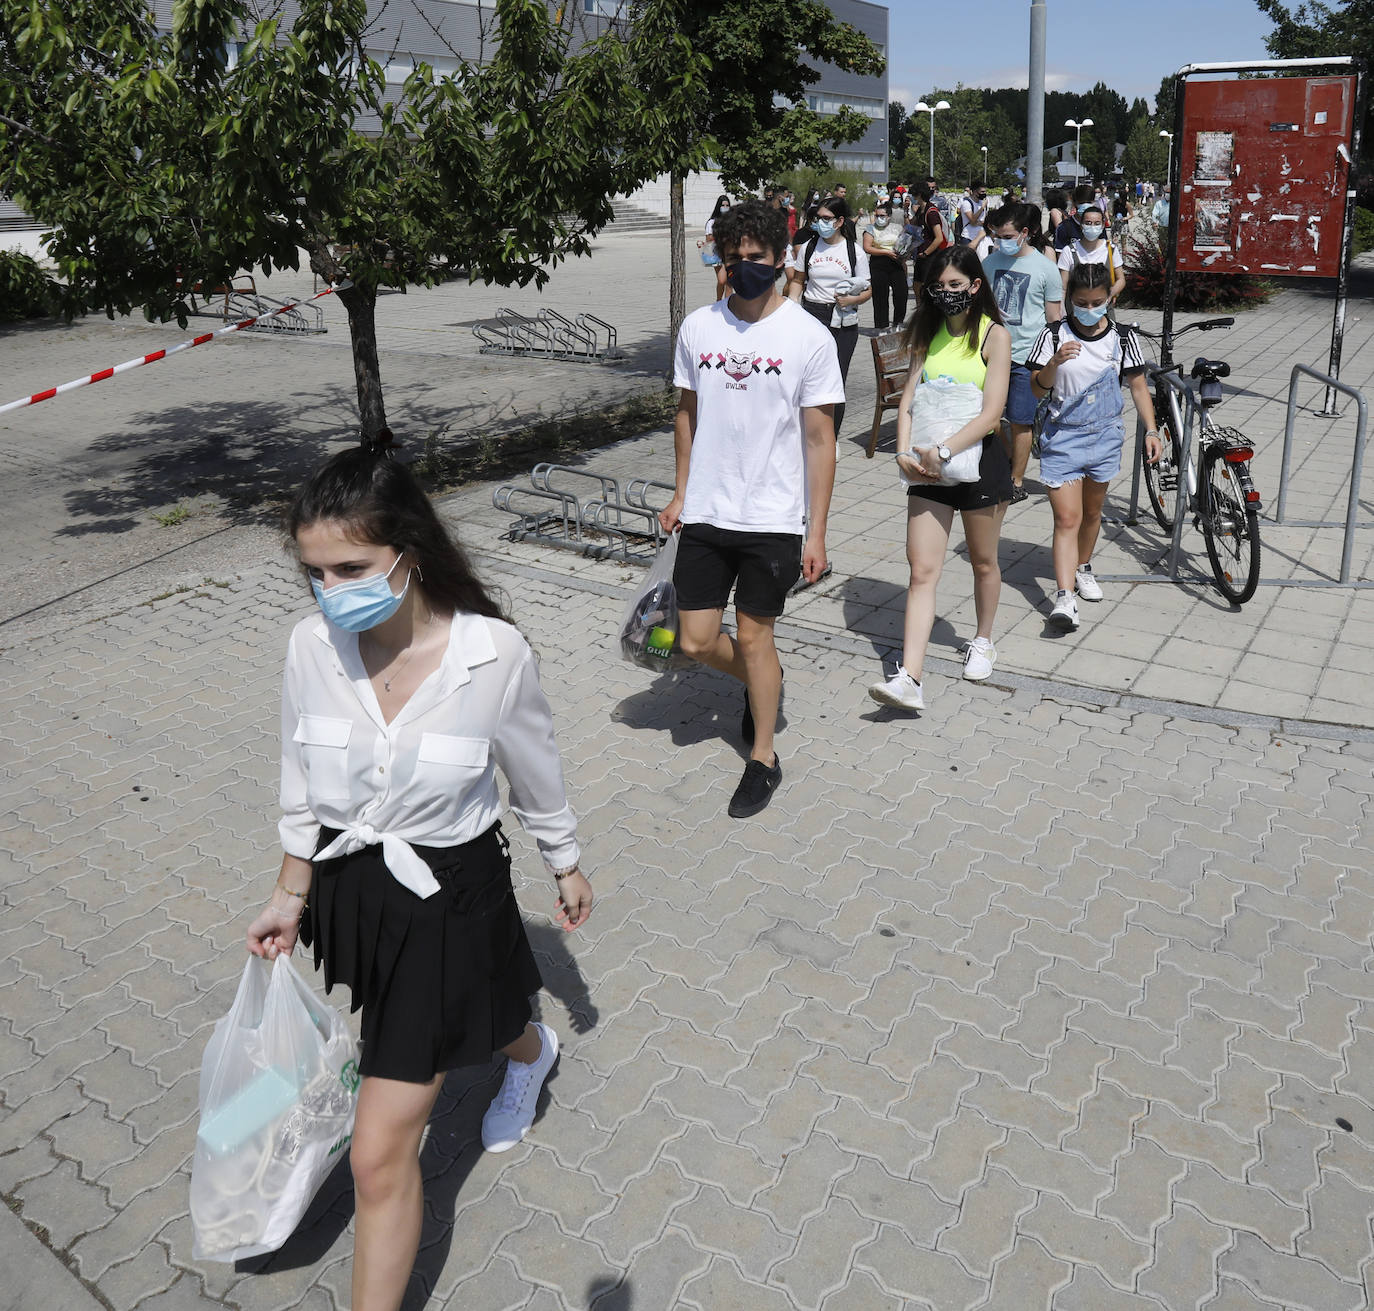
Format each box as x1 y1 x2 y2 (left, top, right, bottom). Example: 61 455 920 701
246 447 592 1311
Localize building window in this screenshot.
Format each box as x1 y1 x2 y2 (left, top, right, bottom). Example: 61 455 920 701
806 93 884 120
584 0 626 15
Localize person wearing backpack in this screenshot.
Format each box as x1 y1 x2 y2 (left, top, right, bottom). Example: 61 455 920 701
956 182 989 248
904 183 950 304
1056 205 1125 303
787 195 871 438
1027 262 1162 631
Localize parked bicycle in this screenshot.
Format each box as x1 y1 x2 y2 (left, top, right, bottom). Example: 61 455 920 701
1133 316 1263 604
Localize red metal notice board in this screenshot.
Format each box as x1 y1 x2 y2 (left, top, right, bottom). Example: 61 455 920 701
1176 75 1357 276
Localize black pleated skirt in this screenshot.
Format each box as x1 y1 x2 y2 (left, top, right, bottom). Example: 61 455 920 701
297 823 542 1084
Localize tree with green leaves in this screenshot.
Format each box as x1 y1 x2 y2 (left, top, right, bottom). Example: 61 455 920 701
1120 114 1170 187
0 0 682 441
1255 0 1373 191
622 0 884 355
889 101 913 164
899 86 1019 189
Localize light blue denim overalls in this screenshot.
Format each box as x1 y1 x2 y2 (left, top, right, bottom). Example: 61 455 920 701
1039 364 1125 488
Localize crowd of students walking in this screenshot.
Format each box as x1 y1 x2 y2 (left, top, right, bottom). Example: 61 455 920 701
240 179 1164 1310
683 189 1160 794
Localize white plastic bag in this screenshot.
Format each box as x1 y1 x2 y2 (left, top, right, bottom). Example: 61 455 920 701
904 377 986 486
619 534 694 673
191 955 360 1262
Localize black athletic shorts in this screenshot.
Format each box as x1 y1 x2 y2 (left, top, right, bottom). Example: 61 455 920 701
673 522 803 619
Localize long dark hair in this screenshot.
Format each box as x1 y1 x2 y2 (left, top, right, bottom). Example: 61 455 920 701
708 194 731 222
288 447 509 622
903 245 1003 362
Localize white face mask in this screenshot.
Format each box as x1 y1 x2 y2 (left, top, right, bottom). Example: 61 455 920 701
1081 224 1103 241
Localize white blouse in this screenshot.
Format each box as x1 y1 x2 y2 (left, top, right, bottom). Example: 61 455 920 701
278 611 580 899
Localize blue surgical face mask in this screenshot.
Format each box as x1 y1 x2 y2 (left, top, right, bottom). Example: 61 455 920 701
1072 302 1110 326
813 218 837 240
996 236 1023 255
874 216 889 229
311 553 410 632
1081 224 1104 241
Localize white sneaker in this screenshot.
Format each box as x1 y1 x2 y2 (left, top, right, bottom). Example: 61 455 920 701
1049 591 1080 631
868 666 924 711
481 1022 558 1152
1075 563 1103 602
962 638 997 682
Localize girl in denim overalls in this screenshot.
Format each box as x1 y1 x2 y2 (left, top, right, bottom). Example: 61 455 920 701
1028 263 1162 631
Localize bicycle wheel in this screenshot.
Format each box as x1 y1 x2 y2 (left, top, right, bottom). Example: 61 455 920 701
1200 447 1261 604
1140 409 1183 532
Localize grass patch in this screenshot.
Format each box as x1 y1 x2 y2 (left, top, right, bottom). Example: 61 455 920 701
150 502 194 527
412 385 677 492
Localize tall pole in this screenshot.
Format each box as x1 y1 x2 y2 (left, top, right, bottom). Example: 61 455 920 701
1027 1 1047 207
928 111 935 177
1075 122 1083 180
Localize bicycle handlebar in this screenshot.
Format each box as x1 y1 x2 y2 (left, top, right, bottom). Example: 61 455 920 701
1130 316 1234 342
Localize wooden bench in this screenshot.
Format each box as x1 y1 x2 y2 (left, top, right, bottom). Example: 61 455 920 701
866 329 912 457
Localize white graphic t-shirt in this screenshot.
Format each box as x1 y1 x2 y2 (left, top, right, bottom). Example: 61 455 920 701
1027 317 1148 403
796 237 871 305
673 298 845 535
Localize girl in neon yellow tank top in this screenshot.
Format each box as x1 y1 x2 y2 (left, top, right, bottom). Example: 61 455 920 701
868 246 1013 713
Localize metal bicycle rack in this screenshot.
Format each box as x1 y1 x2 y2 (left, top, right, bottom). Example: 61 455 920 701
184 278 327 334
493 462 666 562
1274 365 1371 587
1105 365 1373 590
473 309 623 363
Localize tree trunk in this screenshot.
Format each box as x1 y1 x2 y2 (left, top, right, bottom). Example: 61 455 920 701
337 282 388 444
667 167 686 381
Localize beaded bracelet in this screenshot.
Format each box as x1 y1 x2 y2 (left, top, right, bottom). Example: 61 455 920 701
550 863 583 882
275 881 309 909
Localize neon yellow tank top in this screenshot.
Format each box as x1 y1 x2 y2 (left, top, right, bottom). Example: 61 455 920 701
922 317 994 388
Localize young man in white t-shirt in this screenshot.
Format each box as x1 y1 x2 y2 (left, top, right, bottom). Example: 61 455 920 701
659 199 844 819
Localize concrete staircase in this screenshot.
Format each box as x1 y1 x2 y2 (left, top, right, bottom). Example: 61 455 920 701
605 201 670 233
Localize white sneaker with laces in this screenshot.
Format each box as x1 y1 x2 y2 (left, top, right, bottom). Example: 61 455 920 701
1049 591 1080 631
1075 563 1103 602
481 1022 558 1153
868 666 924 711
962 637 997 682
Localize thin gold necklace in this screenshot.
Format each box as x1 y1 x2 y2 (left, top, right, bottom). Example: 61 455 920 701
368 611 434 693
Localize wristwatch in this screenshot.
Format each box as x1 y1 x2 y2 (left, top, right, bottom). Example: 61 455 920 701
935 444 952 463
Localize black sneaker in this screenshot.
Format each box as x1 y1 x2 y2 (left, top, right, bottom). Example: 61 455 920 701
727 756 782 818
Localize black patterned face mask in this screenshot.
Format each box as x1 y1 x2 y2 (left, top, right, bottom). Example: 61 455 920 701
927 285 973 315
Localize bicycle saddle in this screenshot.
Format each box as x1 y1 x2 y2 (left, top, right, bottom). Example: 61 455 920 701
1191 357 1230 379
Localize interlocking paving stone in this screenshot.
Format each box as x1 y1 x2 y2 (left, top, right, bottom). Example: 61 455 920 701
5 263 1374 1308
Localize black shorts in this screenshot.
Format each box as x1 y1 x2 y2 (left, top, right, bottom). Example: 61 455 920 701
674 522 803 619
907 433 1015 512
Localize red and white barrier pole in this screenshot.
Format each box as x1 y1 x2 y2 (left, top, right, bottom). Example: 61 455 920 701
0 284 343 417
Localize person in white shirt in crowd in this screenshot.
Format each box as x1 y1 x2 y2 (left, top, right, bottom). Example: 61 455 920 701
980 201 1064 501
247 446 592 1311
868 245 1013 711
1027 262 1161 631
862 198 908 331
783 201 820 299
659 198 842 819
787 195 871 438
1056 204 1125 302
956 181 989 248
1152 191 1171 240
700 194 732 302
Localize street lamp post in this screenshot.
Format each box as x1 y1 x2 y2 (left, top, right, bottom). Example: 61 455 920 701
914 100 951 178
1159 129 1174 188
981 145 988 184
1065 117 1094 184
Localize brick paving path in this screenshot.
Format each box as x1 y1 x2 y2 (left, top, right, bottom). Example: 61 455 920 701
2 228 1373 1310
